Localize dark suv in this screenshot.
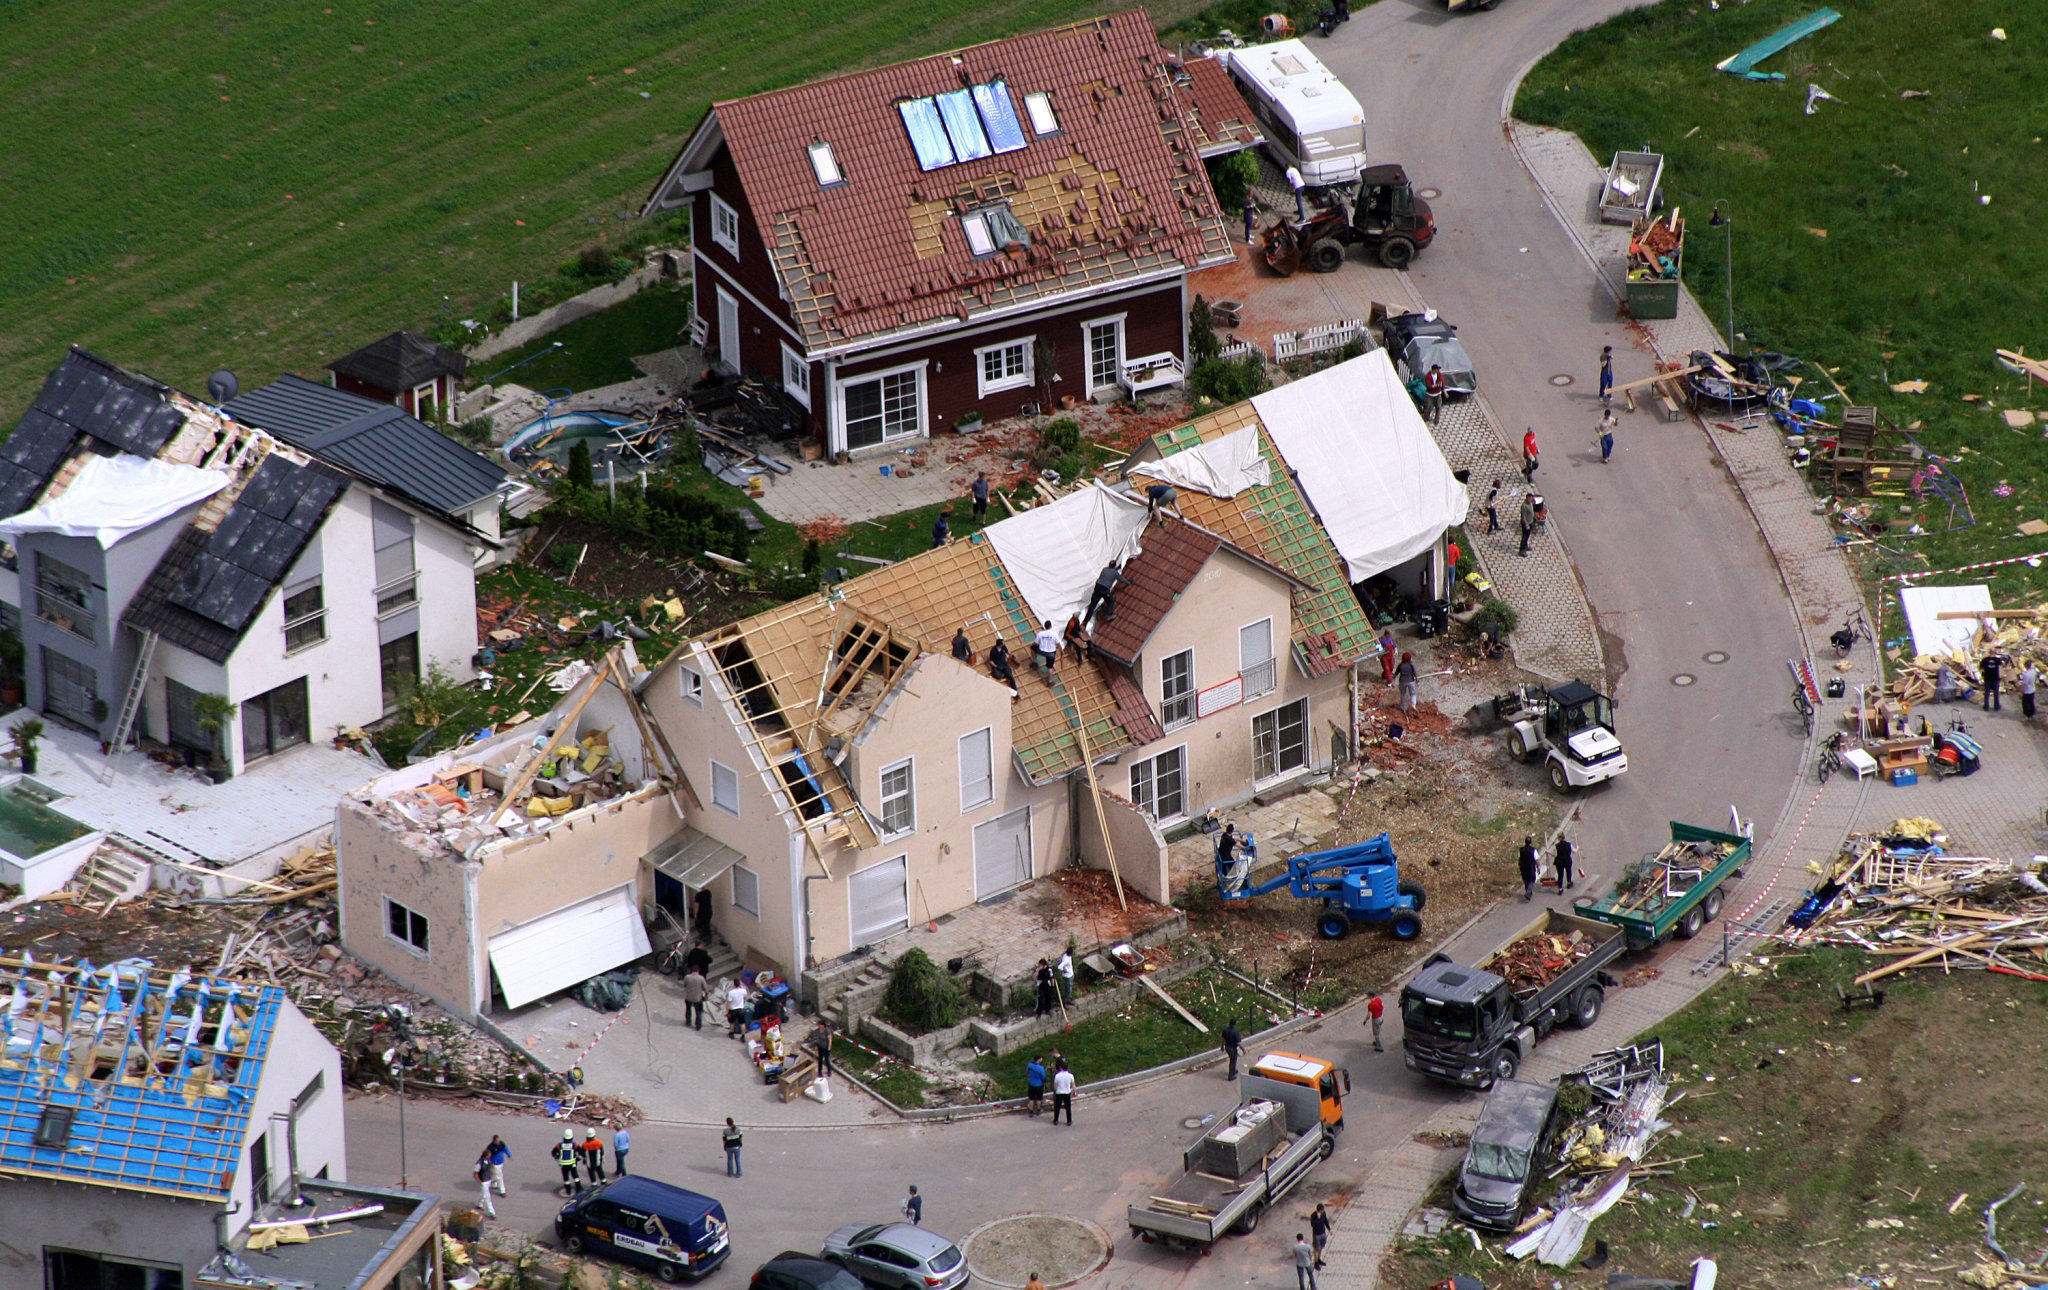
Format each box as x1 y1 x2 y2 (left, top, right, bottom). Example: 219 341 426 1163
753 1254 869 1290
1453 1079 1563 1229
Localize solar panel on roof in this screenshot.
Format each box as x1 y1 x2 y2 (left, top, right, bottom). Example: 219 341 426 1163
936 89 992 162
899 98 955 171
973 81 1027 154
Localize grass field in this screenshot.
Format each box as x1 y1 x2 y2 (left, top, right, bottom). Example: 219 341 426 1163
1519 0 2048 595
1 0 1217 413
476 282 693 394
1381 948 2048 1290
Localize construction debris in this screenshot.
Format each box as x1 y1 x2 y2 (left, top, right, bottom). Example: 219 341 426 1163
1888 607 2048 708
1480 928 1594 995
1506 1042 1673 1265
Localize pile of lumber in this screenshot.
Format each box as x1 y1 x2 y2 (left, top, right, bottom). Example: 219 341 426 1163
1483 929 1593 994
1608 839 1730 917
1890 608 2048 705
1784 821 2048 985
1628 212 1683 280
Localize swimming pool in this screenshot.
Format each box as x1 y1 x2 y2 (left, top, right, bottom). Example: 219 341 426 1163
0 778 104 900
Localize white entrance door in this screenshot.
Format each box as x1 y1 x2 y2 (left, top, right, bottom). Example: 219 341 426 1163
716 287 741 372
848 855 909 947
1084 318 1124 396
973 807 1033 899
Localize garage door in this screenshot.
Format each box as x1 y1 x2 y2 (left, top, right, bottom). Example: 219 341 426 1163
973 807 1032 900
487 885 651 1010
848 856 908 948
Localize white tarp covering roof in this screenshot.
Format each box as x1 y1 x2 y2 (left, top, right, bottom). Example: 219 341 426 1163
0 454 229 547
1128 424 1272 498
1251 349 1469 583
985 481 1150 629
1898 583 1994 657
487 885 651 1009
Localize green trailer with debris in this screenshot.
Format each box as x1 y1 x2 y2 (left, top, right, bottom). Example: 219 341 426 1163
1572 820 1749 948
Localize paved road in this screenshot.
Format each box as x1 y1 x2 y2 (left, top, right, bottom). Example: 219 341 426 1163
342 2 1815 1286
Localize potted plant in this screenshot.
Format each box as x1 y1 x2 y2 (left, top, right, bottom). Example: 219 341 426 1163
10 719 43 775
192 692 235 783
954 410 984 435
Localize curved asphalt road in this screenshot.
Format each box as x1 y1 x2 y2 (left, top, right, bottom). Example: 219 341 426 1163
344 2 1809 1284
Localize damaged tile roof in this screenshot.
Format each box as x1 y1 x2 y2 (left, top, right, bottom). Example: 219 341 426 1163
685 9 1233 352
1143 409 1378 677
1177 55 1264 157
327 329 468 391
1091 518 1309 665
0 348 186 516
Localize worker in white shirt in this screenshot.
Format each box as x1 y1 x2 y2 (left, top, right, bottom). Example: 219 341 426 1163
1285 165 1307 220
726 980 749 1039
1049 1059 1076 1125
1033 620 1061 678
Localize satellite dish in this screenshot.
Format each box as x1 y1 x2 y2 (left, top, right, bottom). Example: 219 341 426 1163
207 370 239 404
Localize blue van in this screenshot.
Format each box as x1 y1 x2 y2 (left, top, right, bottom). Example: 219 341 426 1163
557 1176 731 1282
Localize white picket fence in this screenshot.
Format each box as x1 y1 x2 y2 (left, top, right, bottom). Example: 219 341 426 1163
1271 319 1369 363
1217 338 1259 363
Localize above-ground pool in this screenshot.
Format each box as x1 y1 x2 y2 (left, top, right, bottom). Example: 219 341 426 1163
504 410 662 477
0 778 104 900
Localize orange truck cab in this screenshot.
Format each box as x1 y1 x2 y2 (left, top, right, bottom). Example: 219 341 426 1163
1247 1051 1350 1129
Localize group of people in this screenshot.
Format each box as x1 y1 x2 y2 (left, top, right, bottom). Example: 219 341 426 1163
1933 648 2041 719
948 559 1130 696
1033 950 1075 1016
1515 832 1576 901
1023 1051 1078 1123
535 1123 630 1200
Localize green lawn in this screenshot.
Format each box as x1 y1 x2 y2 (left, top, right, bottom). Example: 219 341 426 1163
1520 0 2048 597
0 0 1212 412
476 283 692 394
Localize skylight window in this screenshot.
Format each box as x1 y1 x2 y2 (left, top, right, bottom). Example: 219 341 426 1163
972 81 1027 153
961 204 1031 257
1274 54 1309 76
962 212 997 256
900 98 956 171
935 89 992 162
1024 91 1059 136
808 141 843 186
901 81 1030 171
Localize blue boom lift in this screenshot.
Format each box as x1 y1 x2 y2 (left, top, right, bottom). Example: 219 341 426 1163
1217 832 1427 940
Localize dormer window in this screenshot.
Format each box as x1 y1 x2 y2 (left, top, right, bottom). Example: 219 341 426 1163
1024 91 1059 135
808 141 843 187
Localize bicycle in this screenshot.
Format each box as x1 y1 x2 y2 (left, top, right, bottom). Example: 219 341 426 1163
1830 607 1872 656
1816 732 1846 784
1793 682 1815 735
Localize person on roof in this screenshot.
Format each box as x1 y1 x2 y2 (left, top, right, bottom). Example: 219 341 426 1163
1085 562 1129 625
1063 614 1091 664
1033 620 1061 677
988 638 1017 691
952 626 974 663
1145 482 1178 519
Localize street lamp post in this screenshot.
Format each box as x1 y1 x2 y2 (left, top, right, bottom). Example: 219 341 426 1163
1707 201 1735 351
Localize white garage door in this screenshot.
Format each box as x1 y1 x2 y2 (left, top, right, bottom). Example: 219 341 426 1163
848 856 909 947
973 807 1032 899
487 885 651 1010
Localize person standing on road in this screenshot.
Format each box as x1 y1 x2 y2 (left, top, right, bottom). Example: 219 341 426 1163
483 1135 510 1196
903 1184 923 1225
1518 836 1540 902
722 1118 744 1176
1285 165 1308 220
1518 493 1536 557
1599 345 1614 403
612 1123 631 1176
1309 1203 1332 1270
1394 652 1418 714
1596 408 1617 463
1982 649 2005 711
683 967 708 1030
1485 479 1502 534
1378 630 1397 685
1034 959 1056 1017
474 1158 498 1219
1423 365 1446 424
1366 991 1385 1052
971 472 991 524
580 1128 605 1185
1221 1019 1242 1080
1026 1054 1048 1116
2020 660 2040 721
727 980 749 1038
1293 1234 1318 1290
1050 1059 1076 1125
1554 835 1576 891
553 1129 581 1196
1522 427 1540 481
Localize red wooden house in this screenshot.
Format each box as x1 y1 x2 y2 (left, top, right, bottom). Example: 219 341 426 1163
327 330 468 422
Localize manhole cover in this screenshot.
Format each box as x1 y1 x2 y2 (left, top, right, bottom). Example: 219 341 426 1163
1704 650 1730 664
963 1215 1112 1289
1418 187 1441 199
1181 1116 1212 1131
1549 373 1575 387
1672 673 1697 686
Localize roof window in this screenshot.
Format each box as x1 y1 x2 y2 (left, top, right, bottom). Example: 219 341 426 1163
899 80 1030 172
961 204 1031 257
1024 91 1059 136
808 141 843 186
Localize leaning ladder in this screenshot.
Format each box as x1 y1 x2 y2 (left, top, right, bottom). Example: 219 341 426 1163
102 630 159 783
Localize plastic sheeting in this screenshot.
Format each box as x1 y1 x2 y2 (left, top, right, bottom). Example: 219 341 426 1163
1129 425 1272 498
0 453 229 547
1251 349 1469 584
1899 583 1994 657
984 482 1150 629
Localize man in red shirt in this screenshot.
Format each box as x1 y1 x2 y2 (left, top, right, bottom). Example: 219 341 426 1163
1522 428 1539 481
1423 365 1446 423
1445 541 1461 594
1365 991 1385 1052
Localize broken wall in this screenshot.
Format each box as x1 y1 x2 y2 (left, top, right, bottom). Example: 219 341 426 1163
474 784 677 945
1077 785 1171 905
335 799 479 1016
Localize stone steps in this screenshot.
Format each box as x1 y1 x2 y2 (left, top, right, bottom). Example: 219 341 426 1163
68 840 152 909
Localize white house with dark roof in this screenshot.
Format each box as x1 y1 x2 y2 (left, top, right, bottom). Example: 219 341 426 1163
0 348 502 777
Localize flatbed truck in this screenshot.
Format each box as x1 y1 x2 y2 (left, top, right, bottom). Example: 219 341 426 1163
1573 820 1750 948
1127 1052 1348 1248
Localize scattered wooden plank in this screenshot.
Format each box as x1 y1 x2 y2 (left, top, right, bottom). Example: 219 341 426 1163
1139 974 1209 1033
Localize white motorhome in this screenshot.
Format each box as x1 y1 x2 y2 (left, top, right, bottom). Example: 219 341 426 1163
1218 40 1367 186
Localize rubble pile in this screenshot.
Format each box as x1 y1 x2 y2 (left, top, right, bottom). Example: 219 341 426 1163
1507 1040 1676 1266
1890 610 2048 705
1481 928 1594 995
1783 818 2048 985
1608 838 1736 920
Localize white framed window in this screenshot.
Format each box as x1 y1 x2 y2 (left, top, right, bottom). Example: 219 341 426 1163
959 727 994 811
384 897 429 956
372 500 417 617
849 855 910 946
1024 91 1060 135
1252 697 1309 781
1160 649 1194 728
680 667 703 707
710 759 740 816
1083 314 1126 396
975 338 1033 397
710 193 741 257
1129 747 1186 822
807 141 843 186
730 864 760 917
840 363 925 451
878 759 915 836
413 381 439 418
781 344 812 409
1240 618 1276 699
962 210 997 256
282 579 327 653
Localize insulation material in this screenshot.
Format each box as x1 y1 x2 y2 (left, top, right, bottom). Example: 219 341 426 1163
1251 349 1470 584
1898 583 1995 657
1129 424 1271 498
0 453 229 546
984 481 1150 629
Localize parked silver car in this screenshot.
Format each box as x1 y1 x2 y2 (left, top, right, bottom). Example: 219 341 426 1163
822 1223 969 1290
